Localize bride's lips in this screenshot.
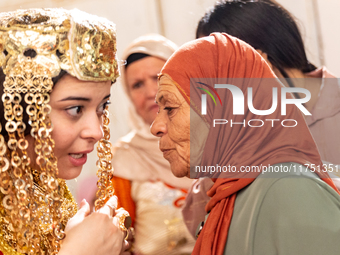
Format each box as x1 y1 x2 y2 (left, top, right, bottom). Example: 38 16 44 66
68 150 92 167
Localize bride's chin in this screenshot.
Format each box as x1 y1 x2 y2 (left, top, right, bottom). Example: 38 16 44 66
57 166 83 180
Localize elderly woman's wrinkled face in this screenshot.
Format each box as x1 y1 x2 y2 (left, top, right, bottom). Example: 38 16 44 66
151 75 190 177
126 56 166 125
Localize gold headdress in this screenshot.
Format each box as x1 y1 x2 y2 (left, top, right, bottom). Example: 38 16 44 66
0 8 118 255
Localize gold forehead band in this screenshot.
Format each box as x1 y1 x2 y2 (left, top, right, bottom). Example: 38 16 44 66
0 8 119 82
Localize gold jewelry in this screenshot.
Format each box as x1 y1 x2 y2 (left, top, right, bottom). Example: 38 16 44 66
115 208 132 240
94 106 115 211
0 8 119 82
0 8 118 255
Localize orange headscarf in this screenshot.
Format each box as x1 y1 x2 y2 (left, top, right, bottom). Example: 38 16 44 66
160 33 339 255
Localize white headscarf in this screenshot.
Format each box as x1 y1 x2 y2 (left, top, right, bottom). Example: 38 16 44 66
112 34 193 189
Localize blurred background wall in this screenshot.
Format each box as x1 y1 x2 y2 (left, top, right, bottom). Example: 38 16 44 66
1 0 339 198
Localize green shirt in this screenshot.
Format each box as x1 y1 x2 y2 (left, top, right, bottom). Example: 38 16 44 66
206 162 340 254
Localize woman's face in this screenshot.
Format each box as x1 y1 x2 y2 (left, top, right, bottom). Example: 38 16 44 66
151 75 190 177
125 56 166 125
37 74 111 180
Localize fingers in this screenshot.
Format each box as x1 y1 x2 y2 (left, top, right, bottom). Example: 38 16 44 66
78 199 91 217
115 208 132 230
123 240 130 250
121 240 131 254
79 198 87 208
125 227 135 242
64 199 90 232
96 196 118 216
112 213 127 237
106 195 118 211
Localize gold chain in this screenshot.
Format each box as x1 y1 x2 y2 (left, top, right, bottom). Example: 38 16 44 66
95 107 115 211
0 59 77 255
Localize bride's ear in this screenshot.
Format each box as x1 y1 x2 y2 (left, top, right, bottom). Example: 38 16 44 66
256 49 273 69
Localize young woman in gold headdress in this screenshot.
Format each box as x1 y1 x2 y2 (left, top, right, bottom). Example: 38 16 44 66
0 8 129 255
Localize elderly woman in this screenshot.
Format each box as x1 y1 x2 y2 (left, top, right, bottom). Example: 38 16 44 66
110 34 195 255
151 33 340 255
182 0 340 238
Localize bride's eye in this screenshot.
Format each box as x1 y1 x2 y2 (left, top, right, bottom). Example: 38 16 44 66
97 101 111 116
66 106 83 116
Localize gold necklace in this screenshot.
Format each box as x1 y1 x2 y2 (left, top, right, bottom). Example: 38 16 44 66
0 180 77 255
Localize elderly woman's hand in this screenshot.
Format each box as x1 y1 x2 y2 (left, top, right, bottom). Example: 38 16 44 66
59 196 126 255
